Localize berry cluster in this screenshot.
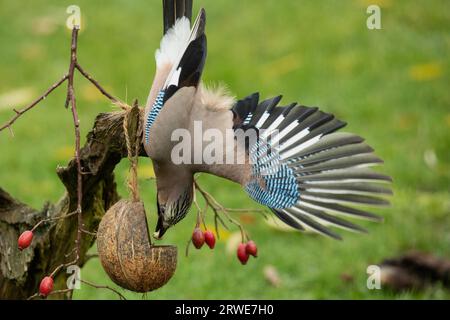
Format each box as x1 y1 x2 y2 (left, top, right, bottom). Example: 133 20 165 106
237 241 257 265
192 228 216 249
191 228 258 265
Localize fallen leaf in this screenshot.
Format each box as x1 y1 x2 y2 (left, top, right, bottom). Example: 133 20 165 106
239 213 256 225
226 231 243 255
204 223 230 242
261 53 301 79
334 52 358 74
409 62 442 81
445 114 450 127
340 272 354 283
423 149 438 169
0 88 36 111
31 15 60 36
396 113 418 131
81 84 104 102
263 265 282 287
54 145 74 161
20 43 45 61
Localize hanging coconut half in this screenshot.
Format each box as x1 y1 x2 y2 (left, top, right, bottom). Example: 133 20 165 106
97 199 177 292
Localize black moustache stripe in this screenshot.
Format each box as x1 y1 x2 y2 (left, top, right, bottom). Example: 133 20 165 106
170 189 193 225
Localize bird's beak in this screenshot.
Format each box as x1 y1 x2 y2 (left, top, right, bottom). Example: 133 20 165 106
153 201 167 240
153 216 168 240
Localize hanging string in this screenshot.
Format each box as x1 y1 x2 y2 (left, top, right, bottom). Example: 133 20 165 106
122 102 141 202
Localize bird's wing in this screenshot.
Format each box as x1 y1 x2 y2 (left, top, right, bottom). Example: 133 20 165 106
144 8 207 159
198 92 392 239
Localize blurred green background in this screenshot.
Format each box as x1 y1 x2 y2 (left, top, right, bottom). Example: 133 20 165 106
0 0 449 299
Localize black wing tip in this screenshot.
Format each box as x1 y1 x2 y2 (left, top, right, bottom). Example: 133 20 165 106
199 7 206 17
270 209 305 231
283 102 297 115
176 33 207 88
248 92 260 104
265 95 283 113
325 230 343 240
195 8 207 37
163 0 194 34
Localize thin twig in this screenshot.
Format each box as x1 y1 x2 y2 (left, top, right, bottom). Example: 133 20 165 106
49 258 78 278
28 288 73 299
123 101 141 202
192 183 207 229
46 288 74 298
75 63 126 107
31 210 77 232
26 293 39 300
65 247 77 258
193 181 260 242
0 74 68 133
80 228 97 236
185 238 192 257
84 253 99 263
80 279 126 300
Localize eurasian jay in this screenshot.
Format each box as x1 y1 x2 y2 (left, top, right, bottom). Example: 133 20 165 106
144 0 391 240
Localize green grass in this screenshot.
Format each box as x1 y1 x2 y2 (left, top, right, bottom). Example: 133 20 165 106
1 0 449 299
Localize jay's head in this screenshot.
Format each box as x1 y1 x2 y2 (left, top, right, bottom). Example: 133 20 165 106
153 181 194 239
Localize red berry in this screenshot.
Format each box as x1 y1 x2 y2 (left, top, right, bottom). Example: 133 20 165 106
39 276 54 297
192 228 205 249
18 230 33 250
237 243 249 265
204 230 216 249
246 240 258 257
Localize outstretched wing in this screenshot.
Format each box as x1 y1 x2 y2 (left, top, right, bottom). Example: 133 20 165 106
204 93 392 239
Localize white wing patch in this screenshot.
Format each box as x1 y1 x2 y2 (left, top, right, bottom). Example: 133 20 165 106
155 17 191 68
167 67 182 87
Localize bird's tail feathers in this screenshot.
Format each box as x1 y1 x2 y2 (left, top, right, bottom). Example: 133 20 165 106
156 2 204 69
162 0 193 34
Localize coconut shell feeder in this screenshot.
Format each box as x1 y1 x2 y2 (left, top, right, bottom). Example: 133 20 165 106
97 103 177 293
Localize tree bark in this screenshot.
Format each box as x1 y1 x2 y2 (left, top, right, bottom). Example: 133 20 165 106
0 107 144 299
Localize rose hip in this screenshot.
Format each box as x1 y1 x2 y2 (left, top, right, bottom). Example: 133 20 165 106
246 240 258 257
192 227 205 249
204 230 216 249
18 230 33 250
237 243 249 265
39 276 54 296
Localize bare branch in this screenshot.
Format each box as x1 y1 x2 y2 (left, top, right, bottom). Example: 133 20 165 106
0 74 68 132
193 180 265 243
75 63 126 107
31 210 78 232
80 279 126 300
